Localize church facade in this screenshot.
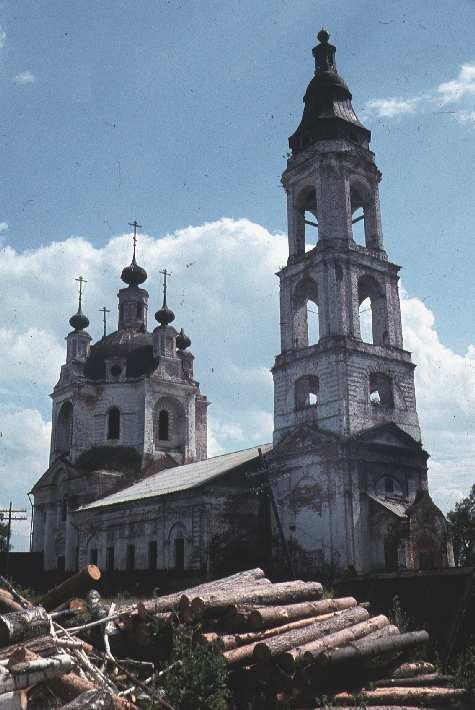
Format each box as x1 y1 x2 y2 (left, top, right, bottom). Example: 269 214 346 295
31 30 453 575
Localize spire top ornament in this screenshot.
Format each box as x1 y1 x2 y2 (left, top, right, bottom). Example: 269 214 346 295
155 268 175 326
121 220 147 286
69 275 90 331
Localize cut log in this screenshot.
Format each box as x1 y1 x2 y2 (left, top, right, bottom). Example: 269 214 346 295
391 661 436 678
209 613 335 657
331 686 466 706
192 580 324 619
137 567 267 617
278 614 391 673
252 606 369 664
374 674 454 688
0 653 73 693
0 691 27 710
0 606 51 647
320 630 430 667
40 565 101 611
0 590 23 613
247 596 357 630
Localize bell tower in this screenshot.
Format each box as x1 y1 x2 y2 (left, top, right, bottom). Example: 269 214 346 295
273 29 420 445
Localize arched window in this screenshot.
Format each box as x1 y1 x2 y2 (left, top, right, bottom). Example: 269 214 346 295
369 372 394 409
295 375 319 410
384 477 394 494
55 402 73 455
169 522 186 572
297 186 319 252
293 277 320 348
107 407 120 440
158 410 169 441
358 275 387 346
350 177 381 250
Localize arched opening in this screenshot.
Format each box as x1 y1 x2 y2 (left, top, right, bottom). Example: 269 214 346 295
384 476 394 494
169 522 186 572
293 277 320 348
358 275 387 346
158 410 169 441
384 536 399 571
107 407 120 440
295 186 319 253
295 375 320 410
350 177 378 248
370 372 394 409
55 402 73 455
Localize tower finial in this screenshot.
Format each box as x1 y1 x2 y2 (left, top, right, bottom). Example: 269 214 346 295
69 276 90 331
99 305 110 338
313 27 336 73
121 220 147 286
155 268 175 325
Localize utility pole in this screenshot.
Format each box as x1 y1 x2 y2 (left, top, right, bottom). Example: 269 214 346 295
0 503 27 577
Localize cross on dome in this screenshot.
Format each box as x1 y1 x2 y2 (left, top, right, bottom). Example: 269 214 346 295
121 220 147 286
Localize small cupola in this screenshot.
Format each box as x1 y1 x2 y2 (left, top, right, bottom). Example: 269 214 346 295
66 276 91 363
153 268 178 359
289 28 371 154
117 220 149 331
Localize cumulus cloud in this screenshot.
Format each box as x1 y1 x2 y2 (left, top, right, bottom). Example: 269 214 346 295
364 62 475 127
1 218 474 547
14 71 35 85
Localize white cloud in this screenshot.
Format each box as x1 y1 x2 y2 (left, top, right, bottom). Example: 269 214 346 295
0 223 8 233
1 218 475 547
364 62 475 127
14 71 35 86
364 97 422 119
438 64 475 103
0 27 6 49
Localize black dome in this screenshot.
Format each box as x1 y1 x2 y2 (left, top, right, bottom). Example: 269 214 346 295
69 308 89 331
121 260 148 287
176 328 191 350
85 328 154 379
155 305 175 326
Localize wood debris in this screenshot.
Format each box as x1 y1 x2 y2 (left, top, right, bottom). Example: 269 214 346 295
0 567 468 708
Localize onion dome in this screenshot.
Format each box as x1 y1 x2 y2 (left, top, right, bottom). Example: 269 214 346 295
155 267 175 326
121 258 148 287
69 307 90 331
69 275 89 331
176 328 191 350
121 220 147 286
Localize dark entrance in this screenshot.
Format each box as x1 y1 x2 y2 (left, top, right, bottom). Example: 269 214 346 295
175 538 184 572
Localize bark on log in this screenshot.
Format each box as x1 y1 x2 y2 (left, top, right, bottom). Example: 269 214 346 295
137 567 267 617
320 630 430 667
0 691 27 710
252 606 369 664
248 597 357 630
205 613 335 655
59 688 117 709
331 686 466 706
0 606 50 647
0 590 23 613
278 614 391 673
192 581 324 619
40 565 101 611
0 654 73 693
0 634 93 661
391 661 436 678
374 674 454 688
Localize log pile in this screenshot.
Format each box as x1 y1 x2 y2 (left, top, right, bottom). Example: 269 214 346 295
0 568 468 708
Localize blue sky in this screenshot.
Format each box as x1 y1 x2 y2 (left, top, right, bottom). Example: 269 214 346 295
0 1 475 547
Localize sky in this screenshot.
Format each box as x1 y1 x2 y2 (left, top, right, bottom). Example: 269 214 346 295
0 0 474 549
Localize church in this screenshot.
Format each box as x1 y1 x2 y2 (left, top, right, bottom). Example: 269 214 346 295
31 30 453 576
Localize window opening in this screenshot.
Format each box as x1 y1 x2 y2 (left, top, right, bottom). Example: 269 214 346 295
55 402 73 455
385 477 394 494
136 302 142 319
306 300 319 345
148 540 158 570
106 546 114 571
358 275 387 346
158 410 169 441
359 297 373 344
369 372 394 409
352 209 365 245
384 537 398 571
295 375 320 410
126 544 135 571
90 548 98 565
175 538 185 572
107 408 120 440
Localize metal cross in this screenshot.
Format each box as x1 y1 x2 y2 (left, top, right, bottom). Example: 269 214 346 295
159 268 172 306
99 306 110 338
128 220 142 260
75 276 87 310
